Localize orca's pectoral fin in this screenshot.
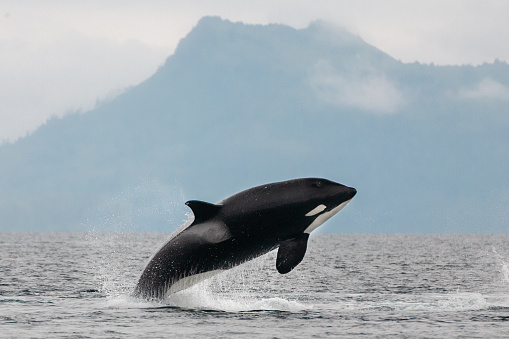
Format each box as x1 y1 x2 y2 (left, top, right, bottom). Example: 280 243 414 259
276 233 310 274
186 200 222 223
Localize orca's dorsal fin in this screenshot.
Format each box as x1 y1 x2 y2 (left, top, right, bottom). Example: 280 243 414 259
185 200 222 223
276 233 310 274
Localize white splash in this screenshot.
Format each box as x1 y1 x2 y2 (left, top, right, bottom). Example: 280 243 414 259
165 280 309 312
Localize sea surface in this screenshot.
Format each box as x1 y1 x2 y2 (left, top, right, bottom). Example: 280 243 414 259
1 232 509 338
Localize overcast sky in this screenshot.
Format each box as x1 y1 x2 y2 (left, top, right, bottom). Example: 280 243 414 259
1 0 508 142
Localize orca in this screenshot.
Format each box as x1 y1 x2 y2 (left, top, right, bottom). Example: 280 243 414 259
134 178 356 300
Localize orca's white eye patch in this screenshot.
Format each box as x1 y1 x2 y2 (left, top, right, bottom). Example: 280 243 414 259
305 204 327 217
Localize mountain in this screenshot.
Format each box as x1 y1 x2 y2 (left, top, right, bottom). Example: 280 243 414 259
1 16 508 233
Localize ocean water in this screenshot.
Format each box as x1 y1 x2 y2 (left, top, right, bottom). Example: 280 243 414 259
1 232 509 338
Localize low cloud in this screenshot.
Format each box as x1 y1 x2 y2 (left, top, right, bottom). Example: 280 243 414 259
0 31 168 142
457 78 509 101
309 60 405 114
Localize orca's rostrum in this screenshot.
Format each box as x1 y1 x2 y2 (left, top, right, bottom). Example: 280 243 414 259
134 178 356 300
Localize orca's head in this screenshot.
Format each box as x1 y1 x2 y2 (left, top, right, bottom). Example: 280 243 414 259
286 178 357 234
220 177 356 234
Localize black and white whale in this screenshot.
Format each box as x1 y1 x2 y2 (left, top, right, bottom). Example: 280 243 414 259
134 178 356 300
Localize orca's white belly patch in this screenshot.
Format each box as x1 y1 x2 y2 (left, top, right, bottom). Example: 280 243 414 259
167 270 223 295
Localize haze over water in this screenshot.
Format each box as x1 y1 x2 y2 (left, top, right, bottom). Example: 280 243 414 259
2 232 509 338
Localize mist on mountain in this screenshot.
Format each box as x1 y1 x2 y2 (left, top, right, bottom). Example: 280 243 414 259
1 17 508 232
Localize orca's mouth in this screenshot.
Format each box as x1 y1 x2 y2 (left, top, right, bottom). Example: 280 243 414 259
348 188 357 200
329 187 356 208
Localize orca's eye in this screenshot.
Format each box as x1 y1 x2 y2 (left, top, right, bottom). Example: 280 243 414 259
313 181 322 188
